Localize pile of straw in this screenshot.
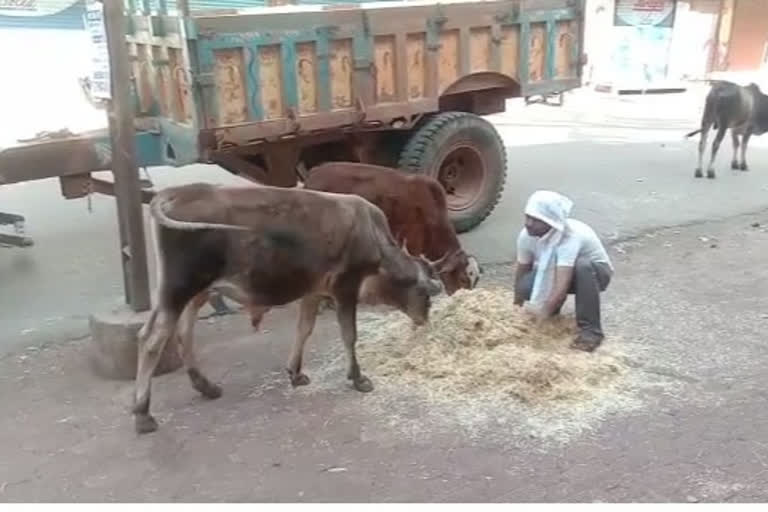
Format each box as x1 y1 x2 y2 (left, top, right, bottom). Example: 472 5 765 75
356 287 626 405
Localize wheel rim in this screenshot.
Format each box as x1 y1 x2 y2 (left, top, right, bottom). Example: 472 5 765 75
435 143 486 212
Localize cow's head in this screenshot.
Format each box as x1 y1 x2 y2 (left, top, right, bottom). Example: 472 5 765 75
380 241 443 325
429 249 482 295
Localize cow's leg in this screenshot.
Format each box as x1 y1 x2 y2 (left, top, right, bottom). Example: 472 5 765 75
695 124 711 178
177 292 222 399
134 305 181 434
740 130 752 171
334 286 373 393
248 305 271 330
730 131 740 170
706 126 728 179
286 295 322 387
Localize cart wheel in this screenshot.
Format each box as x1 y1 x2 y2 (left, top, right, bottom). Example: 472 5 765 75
398 111 507 233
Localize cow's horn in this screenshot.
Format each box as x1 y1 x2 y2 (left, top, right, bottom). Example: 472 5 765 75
430 250 452 268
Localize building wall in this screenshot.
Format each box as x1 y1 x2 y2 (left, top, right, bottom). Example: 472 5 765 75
727 0 768 71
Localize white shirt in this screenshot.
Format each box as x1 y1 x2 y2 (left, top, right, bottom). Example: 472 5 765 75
517 219 613 270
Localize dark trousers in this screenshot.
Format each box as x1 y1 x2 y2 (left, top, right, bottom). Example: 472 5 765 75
515 257 612 338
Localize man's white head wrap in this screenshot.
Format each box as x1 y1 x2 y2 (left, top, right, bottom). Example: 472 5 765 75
523 190 574 310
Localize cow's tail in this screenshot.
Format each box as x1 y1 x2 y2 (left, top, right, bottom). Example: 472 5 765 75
686 89 719 139
149 194 249 231
685 128 702 138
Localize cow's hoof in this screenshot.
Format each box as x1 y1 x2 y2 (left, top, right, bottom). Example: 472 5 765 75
706 170 716 179
731 161 739 170
353 376 374 393
694 169 703 178
200 382 222 400
290 372 311 387
135 414 158 434
188 368 222 399
740 163 749 171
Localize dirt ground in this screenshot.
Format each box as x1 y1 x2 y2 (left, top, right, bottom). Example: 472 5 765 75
2 212 768 502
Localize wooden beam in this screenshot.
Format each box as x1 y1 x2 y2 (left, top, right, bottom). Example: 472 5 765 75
103 0 151 312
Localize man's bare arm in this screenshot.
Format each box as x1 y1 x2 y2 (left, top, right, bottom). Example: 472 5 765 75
513 262 533 305
541 265 574 317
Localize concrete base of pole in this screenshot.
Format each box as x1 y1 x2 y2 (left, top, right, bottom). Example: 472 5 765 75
88 307 182 380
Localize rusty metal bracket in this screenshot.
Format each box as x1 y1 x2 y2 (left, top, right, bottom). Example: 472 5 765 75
59 174 156 204
286 106 302 133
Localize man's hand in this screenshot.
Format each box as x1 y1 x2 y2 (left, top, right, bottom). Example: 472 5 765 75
522 303 546 326
541 265 574 318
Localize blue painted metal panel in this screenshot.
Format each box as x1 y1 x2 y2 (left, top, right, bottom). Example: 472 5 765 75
519 17 530 85
545 19 555 80
315 27 332 112
244 44 263 120
281 37 299 110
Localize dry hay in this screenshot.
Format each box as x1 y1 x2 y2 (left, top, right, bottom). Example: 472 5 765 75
299 286 649 446
355 287 627 407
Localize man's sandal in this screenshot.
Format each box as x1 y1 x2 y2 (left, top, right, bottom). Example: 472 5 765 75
570 336 602 353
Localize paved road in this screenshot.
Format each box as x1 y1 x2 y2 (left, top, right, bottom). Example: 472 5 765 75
2 213 768 501
2 88 768 354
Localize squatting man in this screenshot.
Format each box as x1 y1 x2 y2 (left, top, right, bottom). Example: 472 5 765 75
513 190 614 352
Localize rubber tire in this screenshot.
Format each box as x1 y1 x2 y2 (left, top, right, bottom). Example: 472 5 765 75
398 111 507 233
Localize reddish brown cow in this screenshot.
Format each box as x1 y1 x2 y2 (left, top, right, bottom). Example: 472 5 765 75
303 161 481 295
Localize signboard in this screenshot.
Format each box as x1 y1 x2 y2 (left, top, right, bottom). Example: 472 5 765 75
0 0 79 16
614 0 677 28
84 0 110 99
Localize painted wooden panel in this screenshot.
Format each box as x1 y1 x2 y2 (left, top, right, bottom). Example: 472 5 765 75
132 43 154 114
469 26 492 72
329 38 353 109
374 35 397 103
406 33 426 99
214 48 248 124
500 25 520 79
259 45 284 120
438 29 459 93
528 22 547 82
555 20 575 78
168 47 191 123
152 46 171 117
296 42 318 115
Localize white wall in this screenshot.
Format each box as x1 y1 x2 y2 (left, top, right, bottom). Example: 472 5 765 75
0 28 106 147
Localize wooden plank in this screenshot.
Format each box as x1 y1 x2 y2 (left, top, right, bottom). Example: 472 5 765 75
168 47 191 123
213 48 249 125
470 26 492 72
528 22 546 82
152 45 171 117
395 32 408 102
437 29 460 93
104 0 150 312
500 25 520 80
459 27 470 76
406 32 426 99
329 39 354 110
374 35 397 103
296 42 318 115
259 45 285 120
555 20 574 78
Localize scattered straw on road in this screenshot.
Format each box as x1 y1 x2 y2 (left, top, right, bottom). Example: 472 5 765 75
356 287 627 406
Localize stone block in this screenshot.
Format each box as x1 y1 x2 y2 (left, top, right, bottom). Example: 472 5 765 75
88 307 182 380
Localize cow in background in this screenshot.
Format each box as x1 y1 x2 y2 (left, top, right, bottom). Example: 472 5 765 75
304 162 481 295
686 81 768 179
